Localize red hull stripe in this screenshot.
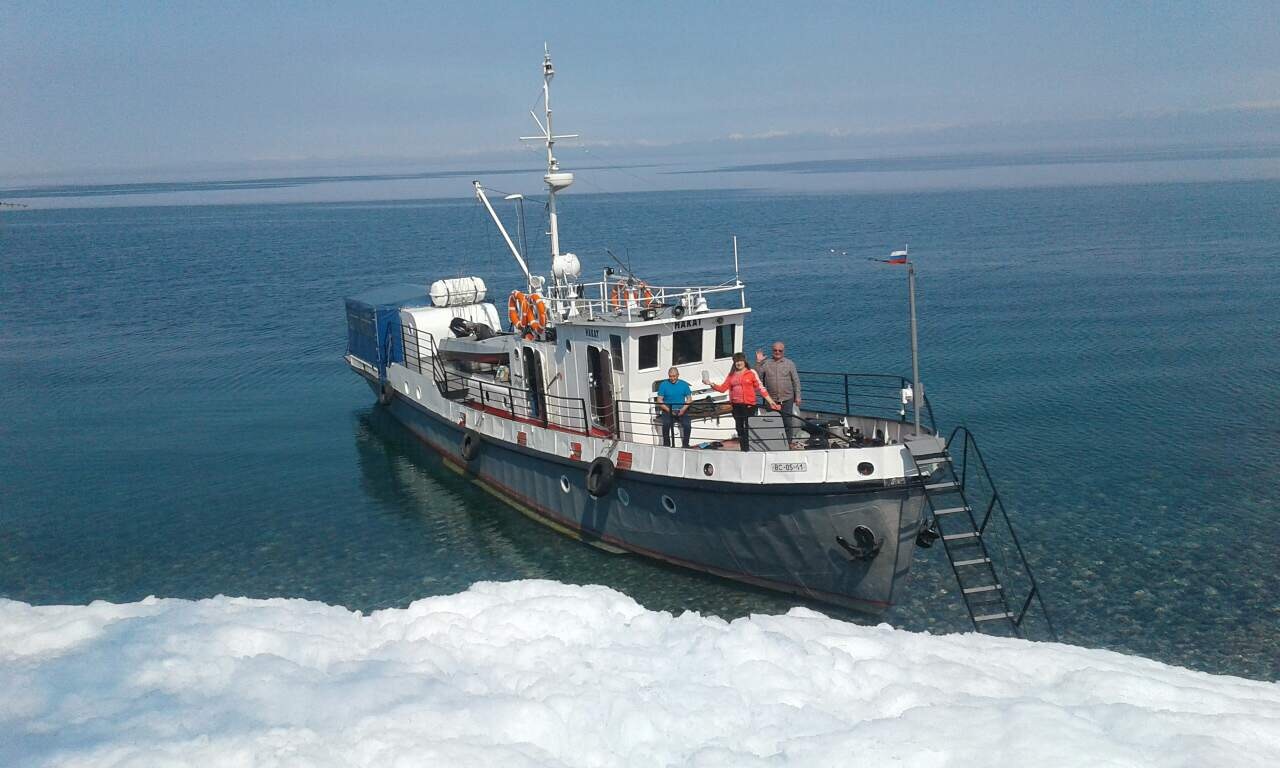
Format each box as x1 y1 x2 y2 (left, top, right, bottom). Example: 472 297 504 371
463 400 612 438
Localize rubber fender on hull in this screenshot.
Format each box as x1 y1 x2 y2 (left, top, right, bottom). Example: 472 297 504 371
585 456 615 498
377 382 394 405
461 429 483 462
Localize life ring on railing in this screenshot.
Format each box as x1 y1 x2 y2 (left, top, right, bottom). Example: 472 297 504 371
524 293 549 336
637 281 656 308
609 282 631 310
585 456 615 498
609 282 656 310
508 290 529 332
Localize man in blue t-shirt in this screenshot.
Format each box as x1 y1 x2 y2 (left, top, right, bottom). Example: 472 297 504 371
655 367 694 448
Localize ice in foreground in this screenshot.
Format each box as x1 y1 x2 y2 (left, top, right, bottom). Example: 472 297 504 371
2 581 1277 767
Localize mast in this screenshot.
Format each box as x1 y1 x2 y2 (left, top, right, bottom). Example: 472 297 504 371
893 244 922 435
542 50 562 260
879 245 921 434
521 45 578 285
907 255 922 435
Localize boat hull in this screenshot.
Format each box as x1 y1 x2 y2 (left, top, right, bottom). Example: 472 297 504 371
373 380 926 613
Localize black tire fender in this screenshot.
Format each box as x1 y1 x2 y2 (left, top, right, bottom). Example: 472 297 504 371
585 456 615 498
377 381 394 405
461 429 482 462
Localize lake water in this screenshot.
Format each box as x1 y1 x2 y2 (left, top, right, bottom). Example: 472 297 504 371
2 180 1277 681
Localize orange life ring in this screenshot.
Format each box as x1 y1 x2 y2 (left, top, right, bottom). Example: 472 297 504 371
610 281 657 310
524 293 549 335
611 282 644 310
609 282 629 310
508 290 529 331
637 281 656 308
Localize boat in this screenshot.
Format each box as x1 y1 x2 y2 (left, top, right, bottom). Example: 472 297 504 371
343 48 971 615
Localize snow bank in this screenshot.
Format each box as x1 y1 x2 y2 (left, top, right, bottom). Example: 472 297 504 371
2 581 1277 767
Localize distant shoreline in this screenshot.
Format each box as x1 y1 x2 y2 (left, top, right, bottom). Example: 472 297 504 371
4 144 1280 210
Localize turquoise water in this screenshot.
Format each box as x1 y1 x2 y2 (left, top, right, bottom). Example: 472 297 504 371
2 181 1277 680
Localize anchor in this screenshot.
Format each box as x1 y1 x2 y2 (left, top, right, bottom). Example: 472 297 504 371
836 525 883 561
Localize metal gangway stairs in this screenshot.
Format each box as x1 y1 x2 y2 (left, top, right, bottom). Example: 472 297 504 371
907 428 1058 641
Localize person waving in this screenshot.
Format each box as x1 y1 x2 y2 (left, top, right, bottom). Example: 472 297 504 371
706 352 779 452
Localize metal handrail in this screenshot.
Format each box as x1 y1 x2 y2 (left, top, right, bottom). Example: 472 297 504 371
947 425 1059 641
604 396 904 449
795 371 937 432
398 325 593 435
543 278 747 321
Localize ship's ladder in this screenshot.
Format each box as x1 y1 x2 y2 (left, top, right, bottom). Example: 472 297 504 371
906 429 1058 641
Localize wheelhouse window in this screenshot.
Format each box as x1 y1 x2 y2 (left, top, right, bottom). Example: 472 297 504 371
714 324 735 359
672 328 703 365
610 334 624 372
638 334 659 370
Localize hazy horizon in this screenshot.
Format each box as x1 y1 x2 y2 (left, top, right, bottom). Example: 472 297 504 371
3 2 1278 205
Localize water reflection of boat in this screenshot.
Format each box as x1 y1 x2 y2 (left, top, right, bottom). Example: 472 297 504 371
354 407 547 580
343 49 1053 631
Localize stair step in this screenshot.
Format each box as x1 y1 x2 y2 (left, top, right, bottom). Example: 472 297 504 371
968 597 1008 609
933 506 969 517
905 436 948 458
973 612 1015 623
953 557 992 567
925 481 960 493
963 584 1003 595
912 452 950 463
942 531 981 542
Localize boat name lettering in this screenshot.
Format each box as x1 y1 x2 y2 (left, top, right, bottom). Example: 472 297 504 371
673 319 701 330
771 462 808 473
584 329 600 338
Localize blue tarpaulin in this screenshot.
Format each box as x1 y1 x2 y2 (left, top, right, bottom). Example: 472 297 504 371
345 284 431 380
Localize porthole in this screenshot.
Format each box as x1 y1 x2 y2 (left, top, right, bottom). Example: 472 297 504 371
414 386 422 399
703 463 715 477
661 495 678 514
560 475 571 494
857 462 875 476
401 381 409 394
617 487 630 506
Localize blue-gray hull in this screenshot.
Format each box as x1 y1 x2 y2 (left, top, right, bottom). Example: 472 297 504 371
375 382 926 613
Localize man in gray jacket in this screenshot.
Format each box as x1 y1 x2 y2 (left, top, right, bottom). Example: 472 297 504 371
758 341 802 444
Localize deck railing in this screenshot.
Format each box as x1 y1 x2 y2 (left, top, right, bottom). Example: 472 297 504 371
603 386 927 449
543 279 746 322
798 371 937 433
399 325 593 435
399 325 935 445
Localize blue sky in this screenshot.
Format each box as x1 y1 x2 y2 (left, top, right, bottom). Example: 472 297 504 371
2 1 1278 183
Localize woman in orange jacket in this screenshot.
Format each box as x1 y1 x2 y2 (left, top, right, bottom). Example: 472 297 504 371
708 352 780 451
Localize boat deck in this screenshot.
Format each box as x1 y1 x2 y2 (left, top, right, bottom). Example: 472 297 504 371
416 354 933 451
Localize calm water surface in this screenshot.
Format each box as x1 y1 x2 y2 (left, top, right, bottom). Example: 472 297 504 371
2 181 1277 680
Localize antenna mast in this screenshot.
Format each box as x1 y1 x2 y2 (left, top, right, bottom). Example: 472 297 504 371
520 45 578 280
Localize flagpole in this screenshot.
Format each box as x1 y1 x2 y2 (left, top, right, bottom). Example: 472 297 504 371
873 245 921 434
907 256 921 435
